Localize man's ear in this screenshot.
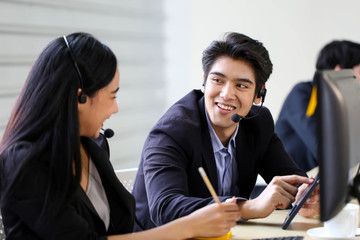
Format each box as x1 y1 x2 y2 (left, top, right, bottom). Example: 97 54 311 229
254 96 261 104
253 88 262 104
201 73 206 92
201 76 206 93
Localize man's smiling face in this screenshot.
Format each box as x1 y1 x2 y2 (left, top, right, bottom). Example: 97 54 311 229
203 56 260 138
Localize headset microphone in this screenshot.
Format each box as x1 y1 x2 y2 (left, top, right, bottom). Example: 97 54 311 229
101 128 114 138
231 102 264 122
231 113 242 123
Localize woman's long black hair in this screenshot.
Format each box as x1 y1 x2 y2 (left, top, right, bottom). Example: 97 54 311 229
0 32 117 214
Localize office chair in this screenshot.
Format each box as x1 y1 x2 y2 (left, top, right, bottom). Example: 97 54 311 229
115 168 138 192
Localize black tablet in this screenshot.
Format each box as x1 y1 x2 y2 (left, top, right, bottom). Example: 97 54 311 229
282 173 320 229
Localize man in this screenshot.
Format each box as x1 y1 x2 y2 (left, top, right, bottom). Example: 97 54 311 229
132 32 317 231
276 40 360 172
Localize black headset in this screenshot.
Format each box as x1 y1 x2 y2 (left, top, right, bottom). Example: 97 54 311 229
257 84 267 103
231 84 267 122
63 36 87 104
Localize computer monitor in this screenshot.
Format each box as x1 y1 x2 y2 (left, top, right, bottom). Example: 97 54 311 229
317 69 360 222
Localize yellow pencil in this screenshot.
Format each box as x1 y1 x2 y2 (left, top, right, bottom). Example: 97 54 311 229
198 167 221 204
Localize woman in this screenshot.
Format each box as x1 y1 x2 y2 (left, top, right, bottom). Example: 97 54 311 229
0 32 240 239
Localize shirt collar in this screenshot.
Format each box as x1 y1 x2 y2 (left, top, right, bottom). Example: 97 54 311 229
205 108 238 152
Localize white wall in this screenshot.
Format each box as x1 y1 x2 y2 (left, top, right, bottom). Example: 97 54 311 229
164 0 360 120
163 0 192 107
1 1 359 169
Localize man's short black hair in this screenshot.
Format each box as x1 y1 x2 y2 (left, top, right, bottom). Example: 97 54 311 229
202 32 273 94
316 40 360 70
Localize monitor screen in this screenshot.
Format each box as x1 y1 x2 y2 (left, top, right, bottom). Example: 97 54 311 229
317 69 360 222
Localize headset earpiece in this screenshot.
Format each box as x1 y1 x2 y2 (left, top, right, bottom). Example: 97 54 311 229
257 84 267 102
78 92 87 104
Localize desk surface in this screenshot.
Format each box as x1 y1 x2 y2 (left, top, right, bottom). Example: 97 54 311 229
231 209 323 240
230 167 359 240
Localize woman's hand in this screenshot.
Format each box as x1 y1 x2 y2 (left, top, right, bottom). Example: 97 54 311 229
108 199 240 240
185 199 241 238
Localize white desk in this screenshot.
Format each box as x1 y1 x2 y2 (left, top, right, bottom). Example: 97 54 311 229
231 209 323 240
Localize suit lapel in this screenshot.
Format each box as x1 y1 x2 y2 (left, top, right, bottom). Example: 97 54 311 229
76 183 101 220
82 136 135 231
82 136 133 207
198 96 219 193
74 137 109 223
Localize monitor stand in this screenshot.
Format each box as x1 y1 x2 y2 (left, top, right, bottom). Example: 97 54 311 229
306 174 360 239
306 203 360 239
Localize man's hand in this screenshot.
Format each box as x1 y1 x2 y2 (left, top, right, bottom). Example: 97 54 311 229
297 177 320 218
238 175 314 219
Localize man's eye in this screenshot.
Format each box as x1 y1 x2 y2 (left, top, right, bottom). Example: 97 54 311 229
237 84 247 88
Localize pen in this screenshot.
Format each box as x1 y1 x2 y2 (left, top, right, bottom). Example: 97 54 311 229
198 167 221 204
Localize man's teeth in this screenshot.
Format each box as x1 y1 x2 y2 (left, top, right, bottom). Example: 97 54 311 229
217 103 234 111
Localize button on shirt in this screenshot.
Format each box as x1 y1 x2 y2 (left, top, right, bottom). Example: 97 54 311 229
205 111 239 196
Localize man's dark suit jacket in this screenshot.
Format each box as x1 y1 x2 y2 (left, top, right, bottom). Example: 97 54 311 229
275 81 318 172
132 89 306 230
0 134 135 239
